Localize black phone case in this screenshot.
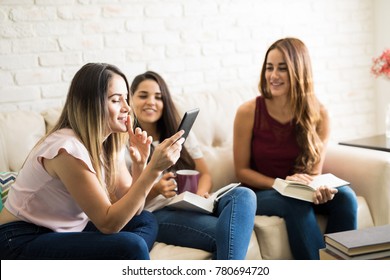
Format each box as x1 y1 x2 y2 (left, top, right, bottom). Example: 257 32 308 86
177 108 200 141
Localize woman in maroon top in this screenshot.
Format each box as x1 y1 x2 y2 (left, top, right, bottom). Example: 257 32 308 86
233 37 357 259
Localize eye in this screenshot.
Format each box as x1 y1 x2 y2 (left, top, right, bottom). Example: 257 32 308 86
137 94 147 99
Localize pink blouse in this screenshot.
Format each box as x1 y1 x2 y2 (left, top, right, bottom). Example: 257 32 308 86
5 128 96 232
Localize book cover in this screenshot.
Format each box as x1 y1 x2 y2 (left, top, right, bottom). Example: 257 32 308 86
166 183 240 214
272 173 350 202
324 224 390 256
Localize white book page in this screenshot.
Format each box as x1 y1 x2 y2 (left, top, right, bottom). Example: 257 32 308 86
211 183 240 202
309 173 349 189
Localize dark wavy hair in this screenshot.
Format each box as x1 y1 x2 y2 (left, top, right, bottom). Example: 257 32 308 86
130 71 195 171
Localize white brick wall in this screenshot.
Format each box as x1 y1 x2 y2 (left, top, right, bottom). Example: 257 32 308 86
0 0 388 141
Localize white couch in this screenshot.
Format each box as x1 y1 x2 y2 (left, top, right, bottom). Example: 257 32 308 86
1 88 389 259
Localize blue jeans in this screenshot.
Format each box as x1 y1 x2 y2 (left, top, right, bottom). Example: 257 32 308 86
0 210 158 260
251 185 357 260
153 187 256 260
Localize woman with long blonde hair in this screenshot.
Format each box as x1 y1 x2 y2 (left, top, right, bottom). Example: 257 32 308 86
0 63 185 259
234 38 357 259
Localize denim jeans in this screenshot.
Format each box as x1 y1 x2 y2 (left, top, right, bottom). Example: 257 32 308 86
251 185 358 260
0 210 158 260
153 187 257 260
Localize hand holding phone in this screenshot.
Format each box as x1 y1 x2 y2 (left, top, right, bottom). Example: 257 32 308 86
176 108 200 142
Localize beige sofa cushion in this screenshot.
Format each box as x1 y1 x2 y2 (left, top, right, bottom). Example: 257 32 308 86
253 216 293 259
41 107 62 132
150 242 212 260
150 231 261 260
0 111 46 172
173 88 258 191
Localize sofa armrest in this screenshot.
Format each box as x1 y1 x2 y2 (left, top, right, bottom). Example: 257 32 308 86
323 144 390 226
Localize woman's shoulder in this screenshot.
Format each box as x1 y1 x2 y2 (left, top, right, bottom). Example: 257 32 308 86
40 129 83 152
47 128 82 145
318 103 330 125
40 128 95 172
236 97 257 117
46 128 74 138
319 103 329 118
40 129 88 158
317 103 330 141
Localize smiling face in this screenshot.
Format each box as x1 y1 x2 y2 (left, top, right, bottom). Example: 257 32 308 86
107 73 130 134
265 49 290 98
131 79 164 128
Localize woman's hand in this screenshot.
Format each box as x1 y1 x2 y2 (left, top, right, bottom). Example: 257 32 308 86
149 130 185 172
285 173 313 185
313 186 338 205
153 172 177 198
286 173 337 204
127 115 152 166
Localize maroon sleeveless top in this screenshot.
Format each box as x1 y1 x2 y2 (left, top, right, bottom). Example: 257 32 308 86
250 96 300 179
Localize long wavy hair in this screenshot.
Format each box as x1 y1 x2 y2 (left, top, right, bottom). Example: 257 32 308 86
40 63 130 200
259 38 323 174
130 71 195 171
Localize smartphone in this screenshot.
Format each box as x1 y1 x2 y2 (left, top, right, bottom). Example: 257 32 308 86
176 108 200 142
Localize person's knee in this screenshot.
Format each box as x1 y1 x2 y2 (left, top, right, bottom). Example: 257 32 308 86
234 187 257 209
235 187 256 199
115 233 150 260
335 187 358 210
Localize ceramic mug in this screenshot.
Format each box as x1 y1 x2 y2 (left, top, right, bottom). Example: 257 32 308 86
176 169 199 194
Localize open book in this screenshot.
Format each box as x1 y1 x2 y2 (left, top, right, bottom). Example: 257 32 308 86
272 173 349 202
166 183 240 214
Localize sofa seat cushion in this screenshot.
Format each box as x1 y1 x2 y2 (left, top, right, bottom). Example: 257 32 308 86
150 231 261 260
253 215 293 259
150 242 212 260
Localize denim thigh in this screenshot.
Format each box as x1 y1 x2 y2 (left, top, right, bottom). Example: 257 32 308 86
0 217 154 260
153 208 218 252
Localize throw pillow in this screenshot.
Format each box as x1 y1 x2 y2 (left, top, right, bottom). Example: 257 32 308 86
0 172 18 210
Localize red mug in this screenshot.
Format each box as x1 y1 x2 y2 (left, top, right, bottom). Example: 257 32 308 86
176 169 199 194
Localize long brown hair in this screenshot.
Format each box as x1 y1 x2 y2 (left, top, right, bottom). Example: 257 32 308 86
42 63 130 199
130 71 195 171
259 38 323 173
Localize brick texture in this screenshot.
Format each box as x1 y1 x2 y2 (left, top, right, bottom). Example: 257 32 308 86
0 0 387 141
